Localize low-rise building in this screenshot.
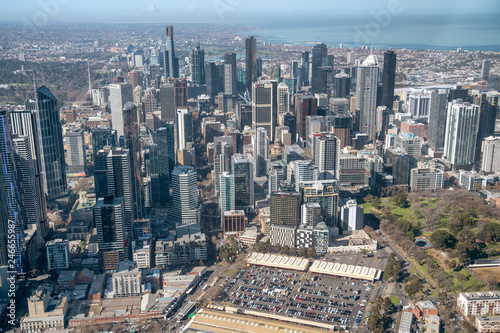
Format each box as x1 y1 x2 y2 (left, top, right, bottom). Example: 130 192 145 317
46 239 70 270
475 316 500 333
112 261 143 297
21 286 68 332
458 291 500 316
398 311 414 333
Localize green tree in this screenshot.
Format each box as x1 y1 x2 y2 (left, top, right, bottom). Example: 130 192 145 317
298 247 307 257
430 230 457 250
394 193 409 208
307 248 317 259
405 275 423 296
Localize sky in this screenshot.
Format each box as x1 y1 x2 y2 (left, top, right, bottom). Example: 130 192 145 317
1 0 499 25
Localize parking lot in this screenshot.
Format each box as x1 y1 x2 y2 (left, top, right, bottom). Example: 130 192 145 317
221 263 381 330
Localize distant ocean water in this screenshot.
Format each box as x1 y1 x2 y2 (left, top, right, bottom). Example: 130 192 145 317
240 22 500 52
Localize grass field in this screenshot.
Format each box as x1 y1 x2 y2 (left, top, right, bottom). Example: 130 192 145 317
390 296 401 305
472 267 500 282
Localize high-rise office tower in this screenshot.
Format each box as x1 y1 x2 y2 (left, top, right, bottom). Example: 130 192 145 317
65 130 87 175
427 90 449 150
143 88 158 115
252 81 277 140
123 103 143 220
107 148 134 234
12 135 43 232
283 113 296 142
94 148 109 199
346 51 355 65
330 98 350 115
224 53 237 96
376 106 390 142
295 95 318 139
299 180 339 228
270 192 302 227
301 51 310 86
476 91 500 161
109 83 133 138
128 70 139 89
355 55 379 141
170 166 198 224
394 132 422 168
91 127 115 157
232 154 254 209
481 136 500 174
25 86 67 200
214 141 232 195
253 127 269 177
482 59 491 81
385 148 410 186
205 62 224 98
219 172 235 213
9 108 47 236
294 160 319 191
190 45 205 86
334 72 351 99
160 78 187 123
408 90 431 119
165 25 179 79
94 196 126 271
381 50 396 110
444 100 480 166
277 82 289 122
301 202 322 227
341 200 364 231
0 111 25 271
159 82 175 122
331 113 353 149
245 36 257 92
311 43 328 95
155 124 176 176
177 109 193 150
448 85 469 102
314 133 340 180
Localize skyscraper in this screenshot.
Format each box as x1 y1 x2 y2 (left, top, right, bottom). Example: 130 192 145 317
314 133 340 180
25 86 67 200
245 36 257 92
159 82 175 122
252 81 277 140
107 148 134 234
482 59 491 81
224 53 237 96
408 90 431 119
128 70 139 90
299 180 339 228
355 55 379 141
277 82 289 122
94 196 126 271
109 83 133 138
170 166 198 224
295 96 318 139
270 192 301 227
444 100 480 166
253 127 269 177
165 25 179 79
65 130 87 175
427 90 449 150
381 50 396 110
190 45 205 86
311 43 328 95
476 91 500 161
123 103 143 220
177 109 193 150
155 124 176 177
12 135 43 232
334 72 351 99
91 127 115 157
94 148 109 199
219 172 235 213
232 154 254 209
205 62 224 98
0 111 25 271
